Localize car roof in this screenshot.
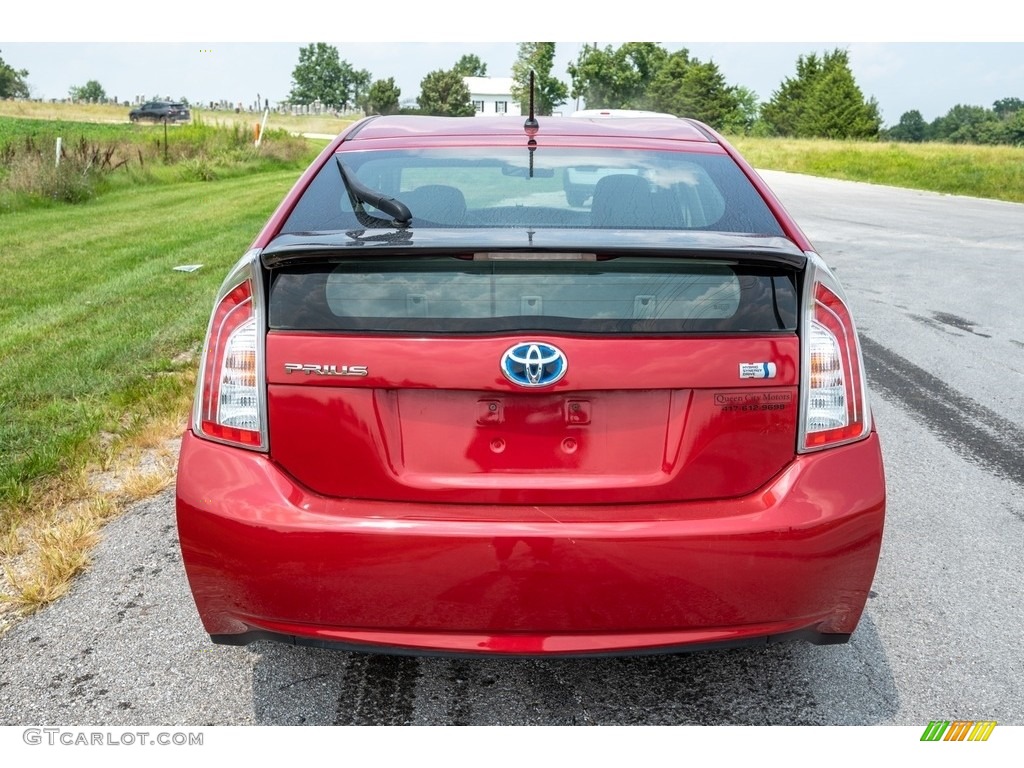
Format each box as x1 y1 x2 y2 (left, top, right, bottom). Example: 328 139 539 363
344 114 717 146
570 108 678 119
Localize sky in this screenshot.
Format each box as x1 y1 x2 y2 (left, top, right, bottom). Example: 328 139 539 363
4 4 1022 125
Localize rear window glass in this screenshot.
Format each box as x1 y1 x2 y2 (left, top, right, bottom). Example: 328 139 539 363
281 147 784 236
269 258 797 334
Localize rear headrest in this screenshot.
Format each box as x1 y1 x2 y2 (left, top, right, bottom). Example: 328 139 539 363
403 185 466 226
591 175 658 228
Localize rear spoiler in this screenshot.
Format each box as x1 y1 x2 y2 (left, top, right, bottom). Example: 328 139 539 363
261 231 809 271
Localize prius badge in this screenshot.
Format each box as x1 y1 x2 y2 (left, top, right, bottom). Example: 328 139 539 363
284 363 368 377
501 342 567 388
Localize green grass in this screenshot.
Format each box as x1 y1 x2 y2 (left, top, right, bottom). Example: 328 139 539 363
728 136 1024 204
0 114 284 150
0 116 143 146
0 170 305 526
0 115 213 164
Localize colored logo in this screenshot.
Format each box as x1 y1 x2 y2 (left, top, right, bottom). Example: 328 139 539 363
739 362 777 379
501 342 567 388
920 721 997 742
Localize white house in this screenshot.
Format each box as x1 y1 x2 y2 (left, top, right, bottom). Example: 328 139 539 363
464 77 521 117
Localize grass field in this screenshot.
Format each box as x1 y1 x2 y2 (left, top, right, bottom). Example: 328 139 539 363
0 115 141 145
0 108 327 597
0 171 306 516
729 135 1024 204
0 169 311 616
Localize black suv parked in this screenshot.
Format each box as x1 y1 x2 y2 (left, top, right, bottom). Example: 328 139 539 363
129 101 191 123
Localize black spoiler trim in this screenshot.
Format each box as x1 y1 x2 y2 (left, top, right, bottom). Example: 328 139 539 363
261 232 808 271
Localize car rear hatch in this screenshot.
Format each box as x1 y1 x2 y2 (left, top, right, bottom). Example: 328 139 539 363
259 233 805 506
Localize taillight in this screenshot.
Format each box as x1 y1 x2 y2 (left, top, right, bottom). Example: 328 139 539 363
194 252 267 450
799 261 870 452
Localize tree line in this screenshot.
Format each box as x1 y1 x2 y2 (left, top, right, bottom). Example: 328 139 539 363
286 44 489 117
886 99 1024 145
287 42 1024 148
3 45 1021 147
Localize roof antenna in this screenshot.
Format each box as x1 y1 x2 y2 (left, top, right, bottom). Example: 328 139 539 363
523 70 539 137
524 70 539 178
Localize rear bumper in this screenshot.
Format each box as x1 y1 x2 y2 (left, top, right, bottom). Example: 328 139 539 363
175 430 885 655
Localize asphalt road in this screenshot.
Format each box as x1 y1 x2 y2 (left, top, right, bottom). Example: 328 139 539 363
1 172 1022 726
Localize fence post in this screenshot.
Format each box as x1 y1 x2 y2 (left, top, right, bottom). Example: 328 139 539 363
255 108 269 148
55 137 62 167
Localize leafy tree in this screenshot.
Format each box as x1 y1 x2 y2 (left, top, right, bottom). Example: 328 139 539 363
69 79 106 102
0 49 30 99
761 49 880 139
366 78 401 115
417 68 474 116
454 54 487 77
760 52 820 136
802 59 881 139
887 110 928 142
568 42 668 110
648 53 743 130
351 68 372 112
993 97 1023 118
686 61 745 132
921 99 1024 146
999 110 1024 145
731 86 761 134
646 50 689 114
614 42 669 109
567 44 618 108
288 43 362 109
929 104 1000 144
567 43 756 133
510 42 568 116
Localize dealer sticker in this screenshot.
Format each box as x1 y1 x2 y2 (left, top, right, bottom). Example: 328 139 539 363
714 391 794 412
739 362 778 379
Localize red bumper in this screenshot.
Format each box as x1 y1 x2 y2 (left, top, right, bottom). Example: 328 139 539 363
175 430 885 655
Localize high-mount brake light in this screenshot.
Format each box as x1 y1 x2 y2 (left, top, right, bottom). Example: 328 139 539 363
194 254 267 450
800 272 870 451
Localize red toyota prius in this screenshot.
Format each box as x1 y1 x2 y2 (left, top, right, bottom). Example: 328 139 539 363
175 112 886 656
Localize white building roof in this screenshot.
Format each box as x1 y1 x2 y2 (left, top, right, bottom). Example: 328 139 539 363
463 77 515 97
